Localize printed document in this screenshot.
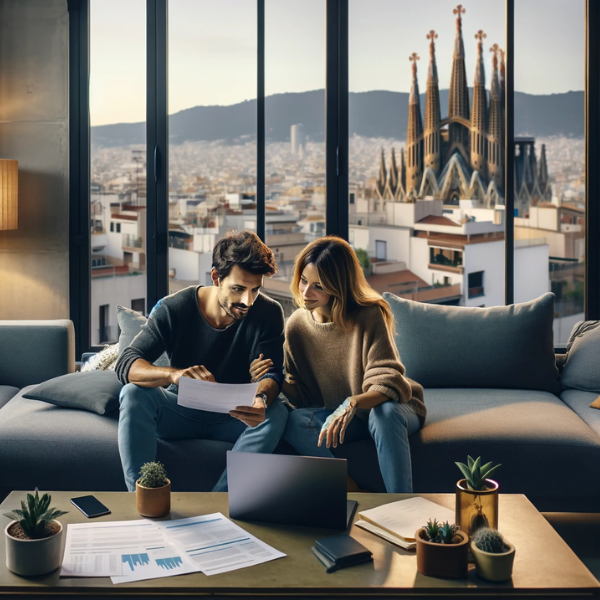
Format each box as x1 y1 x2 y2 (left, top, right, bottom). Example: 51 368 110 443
161 513 286 576
177 377 258 414
358 497 455 542
61 520 195 580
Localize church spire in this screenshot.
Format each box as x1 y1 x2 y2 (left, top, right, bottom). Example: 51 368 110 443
498 47 506 104
448 5 470 150
539 143 549 194
389 148 399 195
470 29 487 181
487 43 503 191
424 30 441 174
406 53 423 196
377 148 387 197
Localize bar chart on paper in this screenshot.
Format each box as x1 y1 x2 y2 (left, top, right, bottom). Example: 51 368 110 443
156 556 184 570
122 553 150 571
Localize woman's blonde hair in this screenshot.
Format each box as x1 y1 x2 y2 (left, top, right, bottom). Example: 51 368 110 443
290 236 394 333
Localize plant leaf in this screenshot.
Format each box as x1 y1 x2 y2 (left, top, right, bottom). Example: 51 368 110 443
482 463 502 482
472 456 482 487
455 462 472 482
467 455 475 469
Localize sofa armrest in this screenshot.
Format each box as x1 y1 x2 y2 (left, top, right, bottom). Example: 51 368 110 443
0 320 75 388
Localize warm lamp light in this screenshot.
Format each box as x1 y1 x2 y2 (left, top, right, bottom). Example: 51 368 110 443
0 159 18 231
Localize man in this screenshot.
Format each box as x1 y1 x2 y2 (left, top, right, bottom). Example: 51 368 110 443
115 230 287 492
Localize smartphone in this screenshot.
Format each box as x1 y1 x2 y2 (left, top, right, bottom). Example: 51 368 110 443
70 495 111 518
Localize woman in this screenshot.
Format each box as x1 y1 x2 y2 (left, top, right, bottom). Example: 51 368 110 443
251 236 426 493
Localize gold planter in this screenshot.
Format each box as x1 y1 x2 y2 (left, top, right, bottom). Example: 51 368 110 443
136 479 171 518
455 478 498 537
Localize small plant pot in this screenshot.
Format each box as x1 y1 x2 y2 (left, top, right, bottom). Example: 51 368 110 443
136 479 171 518
415 528 469 579
455 478 499 537
5 520 64 576
472 540 516 582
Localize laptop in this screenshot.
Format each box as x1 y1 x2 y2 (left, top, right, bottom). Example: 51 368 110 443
227 452 358 530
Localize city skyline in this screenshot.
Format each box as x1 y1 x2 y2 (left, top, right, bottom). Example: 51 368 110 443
90 0 584 127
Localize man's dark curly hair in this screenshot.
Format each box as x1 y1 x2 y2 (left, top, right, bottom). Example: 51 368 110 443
212 230 277 280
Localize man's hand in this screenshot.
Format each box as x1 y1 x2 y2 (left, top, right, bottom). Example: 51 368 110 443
249 354 273 382
230 398 266 427
170 365 215 386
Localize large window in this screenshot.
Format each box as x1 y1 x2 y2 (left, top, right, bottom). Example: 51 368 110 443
89 0 146 345
167 0 257 299
513 0 585 344
73 0 595 353
349 1 505 308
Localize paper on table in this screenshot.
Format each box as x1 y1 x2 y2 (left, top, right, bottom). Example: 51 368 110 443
355 520 416 550
177 377 258 414
357 497 455 541
163 513 286 576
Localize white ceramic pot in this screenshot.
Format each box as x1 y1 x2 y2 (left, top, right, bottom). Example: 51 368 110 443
5 520 64 576
471 540 516 582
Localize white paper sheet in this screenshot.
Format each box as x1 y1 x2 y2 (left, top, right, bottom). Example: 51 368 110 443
355 520 416 550
60 519 195 581
177 377 258 414
357 497 455 541
163 513 286 576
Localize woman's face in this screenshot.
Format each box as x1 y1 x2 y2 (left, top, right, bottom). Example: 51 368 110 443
299 262 331 312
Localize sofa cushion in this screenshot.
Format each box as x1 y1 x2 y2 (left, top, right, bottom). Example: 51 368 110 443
0 385 19 409
560 389 600 438
383 292 560 394
23 371 122 415
561 321 600 394
0 388 232 494
408 388 600 497
117 305 169 367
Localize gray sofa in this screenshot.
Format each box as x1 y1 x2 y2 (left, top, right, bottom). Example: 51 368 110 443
1 298 600 513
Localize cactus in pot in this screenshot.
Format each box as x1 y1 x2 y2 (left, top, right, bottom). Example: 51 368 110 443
136 461 171 518
471 527 515 582
3 489 68 576
416 519 469 578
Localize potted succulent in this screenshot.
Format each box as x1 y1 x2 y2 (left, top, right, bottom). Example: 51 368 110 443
136 461 171 518
3 489 68 576
416 519 469 579
471 527 516 582
455 455 501 536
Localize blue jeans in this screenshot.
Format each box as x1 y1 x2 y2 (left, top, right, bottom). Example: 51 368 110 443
118 383 288 492
283 401 421 493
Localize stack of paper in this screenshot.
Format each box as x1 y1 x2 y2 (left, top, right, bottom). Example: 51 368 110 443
355 497 455 550
60 513 285 583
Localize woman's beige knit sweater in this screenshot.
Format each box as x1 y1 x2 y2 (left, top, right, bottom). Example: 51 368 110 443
283 304 426 423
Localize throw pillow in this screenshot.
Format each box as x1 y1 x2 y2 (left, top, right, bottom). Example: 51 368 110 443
383 292 560 394
23 371 122 415
116 305 169 367
81 343 119 372
560 320 600 394
590 396 600 410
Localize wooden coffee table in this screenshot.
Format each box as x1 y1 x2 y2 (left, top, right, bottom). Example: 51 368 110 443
0 491 598 599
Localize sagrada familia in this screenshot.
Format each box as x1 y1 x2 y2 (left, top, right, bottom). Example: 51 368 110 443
375 5 551 214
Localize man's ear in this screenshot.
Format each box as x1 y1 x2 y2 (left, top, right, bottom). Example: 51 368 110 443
210 268 220 287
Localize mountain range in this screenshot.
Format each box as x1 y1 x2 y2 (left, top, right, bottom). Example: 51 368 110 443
91 89 584 148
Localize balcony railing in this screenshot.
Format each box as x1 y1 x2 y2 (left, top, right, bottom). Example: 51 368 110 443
122 234 144 249
468 286 485 299
396 283 462 304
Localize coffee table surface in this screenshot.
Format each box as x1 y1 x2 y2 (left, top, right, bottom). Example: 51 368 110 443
1 491 598 598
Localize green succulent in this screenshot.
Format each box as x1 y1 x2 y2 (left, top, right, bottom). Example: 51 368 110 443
472 527 510 553
455 455 501 491
439 521 460 544
422 518 442 542
138 461 168 488
3 489 67 539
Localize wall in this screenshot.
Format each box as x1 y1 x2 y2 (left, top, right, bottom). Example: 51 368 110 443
463 241 505 307
0 0 69 319
514 244 550 304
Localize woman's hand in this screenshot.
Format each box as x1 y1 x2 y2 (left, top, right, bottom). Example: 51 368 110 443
249 353 273 382
318 398 358 448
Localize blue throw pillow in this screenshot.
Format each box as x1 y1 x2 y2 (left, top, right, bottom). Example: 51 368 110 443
383 292 560 394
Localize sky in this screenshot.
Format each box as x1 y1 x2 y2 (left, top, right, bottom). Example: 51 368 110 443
90 0 584 127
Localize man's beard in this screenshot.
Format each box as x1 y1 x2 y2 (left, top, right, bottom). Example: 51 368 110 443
218 292 249 321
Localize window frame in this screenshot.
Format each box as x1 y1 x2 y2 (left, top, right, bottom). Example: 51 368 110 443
69 0 600 357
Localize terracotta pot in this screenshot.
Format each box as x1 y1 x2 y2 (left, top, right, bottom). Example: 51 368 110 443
472 540 516 582
136 479 171 517
416 528 469 579
455 478 499 537
5 520 64 576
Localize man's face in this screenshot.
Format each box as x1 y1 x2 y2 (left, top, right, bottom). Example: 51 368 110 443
213 264 264 321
